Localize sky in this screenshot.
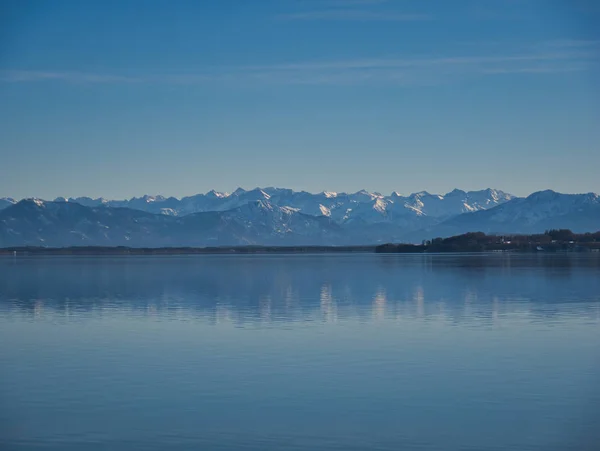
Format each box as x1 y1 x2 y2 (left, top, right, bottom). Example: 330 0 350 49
0 0 599 200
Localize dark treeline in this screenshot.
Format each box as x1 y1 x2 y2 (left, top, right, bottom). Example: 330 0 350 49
376 230 600 253
1 230 599 255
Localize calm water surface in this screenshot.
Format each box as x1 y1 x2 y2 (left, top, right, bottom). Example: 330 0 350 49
1 253 599 450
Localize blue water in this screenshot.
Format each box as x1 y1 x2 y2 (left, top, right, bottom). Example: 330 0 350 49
1 253 599 451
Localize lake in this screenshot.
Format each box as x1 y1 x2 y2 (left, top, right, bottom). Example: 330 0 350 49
1 253 599 450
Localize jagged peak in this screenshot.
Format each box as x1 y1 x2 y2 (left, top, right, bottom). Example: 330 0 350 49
446 188 466 196
243 188 271 200
206 189 228 198
410 191 431 198
14 198 46 208
128 195 162 203
321 191 338 198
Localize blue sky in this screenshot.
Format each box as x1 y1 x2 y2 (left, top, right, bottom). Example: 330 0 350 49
1 0 599 199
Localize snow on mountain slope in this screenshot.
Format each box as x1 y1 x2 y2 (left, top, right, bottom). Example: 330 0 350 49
217 200 342 243
206 189 229 199
175 188 269 215
340 198 390 224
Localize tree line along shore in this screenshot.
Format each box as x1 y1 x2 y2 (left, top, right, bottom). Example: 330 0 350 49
376 230 600 253
1 230 599 256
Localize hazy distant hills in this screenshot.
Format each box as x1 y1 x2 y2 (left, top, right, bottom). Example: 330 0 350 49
0 188 598 247
0 198 344 247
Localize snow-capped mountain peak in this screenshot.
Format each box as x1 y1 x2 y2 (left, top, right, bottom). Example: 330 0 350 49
140 195 162 203
0 187 520 225
206 189 229 199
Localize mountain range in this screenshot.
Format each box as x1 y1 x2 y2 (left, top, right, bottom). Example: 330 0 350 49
0 188 598 247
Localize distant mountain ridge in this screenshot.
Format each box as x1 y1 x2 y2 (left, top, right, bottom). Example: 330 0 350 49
4 187 516 219
407 190 600 240
0 188 598 247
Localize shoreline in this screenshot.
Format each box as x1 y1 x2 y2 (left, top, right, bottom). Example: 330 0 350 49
2 231 598 256
0 245 378 256
1 247 598 256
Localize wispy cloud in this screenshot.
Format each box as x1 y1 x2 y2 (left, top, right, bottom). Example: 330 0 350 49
277 0 425 21
249 53 590 71
480 65 588 75
277 10 429 21
239 55 595 86
534 39 600 50
0 70 142 83
1 41 597 87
